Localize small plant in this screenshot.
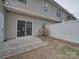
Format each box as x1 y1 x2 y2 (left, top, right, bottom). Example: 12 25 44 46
38 23 49 37
60 47 79 59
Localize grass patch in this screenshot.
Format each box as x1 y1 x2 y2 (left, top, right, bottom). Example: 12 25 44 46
59 47 79 59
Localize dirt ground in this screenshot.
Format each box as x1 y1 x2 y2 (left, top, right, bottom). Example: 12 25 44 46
6 36 79 59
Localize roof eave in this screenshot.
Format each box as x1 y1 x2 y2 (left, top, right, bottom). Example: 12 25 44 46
3 4 60 23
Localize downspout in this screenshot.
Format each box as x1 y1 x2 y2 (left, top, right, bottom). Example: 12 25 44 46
0 0 5 59
0 0 5 42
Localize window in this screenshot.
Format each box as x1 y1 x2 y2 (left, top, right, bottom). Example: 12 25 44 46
3 0 9 4
26 22 32 36
71 17 76 20
44 0 48 12
17 20 32 37
66 15 71 19
18 0 27 3
56 9 61 17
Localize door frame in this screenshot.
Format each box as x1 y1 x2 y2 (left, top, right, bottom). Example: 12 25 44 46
16 19 33 39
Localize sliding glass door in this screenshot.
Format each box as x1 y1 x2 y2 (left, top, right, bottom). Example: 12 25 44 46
17 20 32 37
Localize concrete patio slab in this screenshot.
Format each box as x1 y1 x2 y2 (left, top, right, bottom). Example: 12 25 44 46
2 37 48 58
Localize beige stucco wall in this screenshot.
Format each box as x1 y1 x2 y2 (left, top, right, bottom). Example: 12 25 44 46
5 0 44 16
5 11 53 40
5 0 63 21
